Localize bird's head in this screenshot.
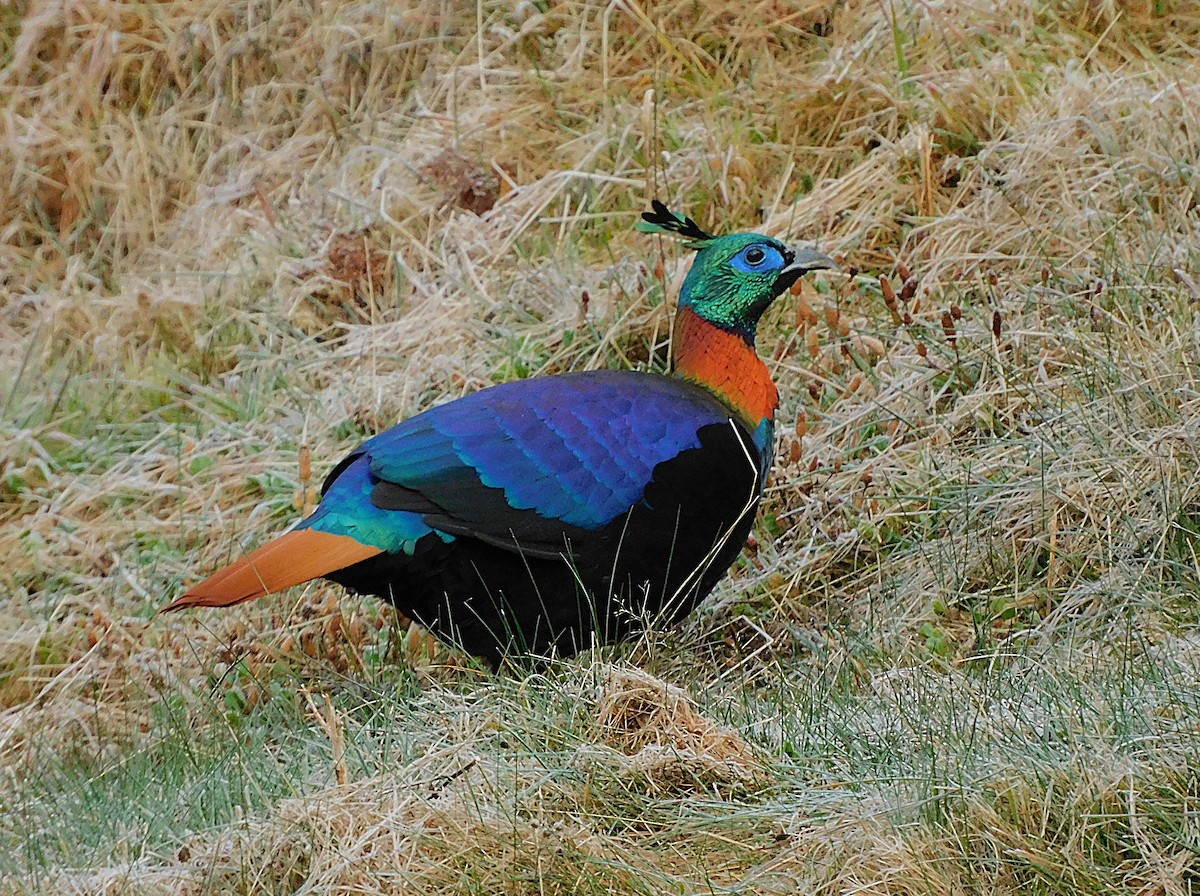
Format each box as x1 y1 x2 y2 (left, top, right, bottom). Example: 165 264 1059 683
638 200 838 342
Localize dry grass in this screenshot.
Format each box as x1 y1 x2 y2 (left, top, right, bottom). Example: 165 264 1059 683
4 0 1200 892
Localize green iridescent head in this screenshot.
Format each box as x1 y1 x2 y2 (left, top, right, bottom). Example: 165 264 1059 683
638 200 838 342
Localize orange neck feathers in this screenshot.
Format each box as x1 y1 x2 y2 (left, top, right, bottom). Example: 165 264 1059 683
671 307 779 425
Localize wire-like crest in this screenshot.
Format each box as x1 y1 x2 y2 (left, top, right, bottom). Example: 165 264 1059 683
636 199 717 249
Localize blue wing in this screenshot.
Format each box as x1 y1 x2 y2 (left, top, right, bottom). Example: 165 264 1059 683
302 370 739 556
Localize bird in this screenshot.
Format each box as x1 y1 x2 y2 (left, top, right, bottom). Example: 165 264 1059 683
164 201 837 665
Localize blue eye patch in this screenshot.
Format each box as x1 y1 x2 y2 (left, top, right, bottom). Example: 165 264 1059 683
731 244 785 274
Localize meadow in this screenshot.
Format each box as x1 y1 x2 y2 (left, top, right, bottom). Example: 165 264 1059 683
3 1 1200 892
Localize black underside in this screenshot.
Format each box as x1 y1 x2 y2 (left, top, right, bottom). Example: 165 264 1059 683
324 420 763 665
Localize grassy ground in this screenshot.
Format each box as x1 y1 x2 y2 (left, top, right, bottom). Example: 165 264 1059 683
4 0 1200 892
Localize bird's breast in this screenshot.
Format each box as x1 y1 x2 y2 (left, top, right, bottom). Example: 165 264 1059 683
671 307 779 427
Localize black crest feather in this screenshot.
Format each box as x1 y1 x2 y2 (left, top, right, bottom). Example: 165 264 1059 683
636 200 717 248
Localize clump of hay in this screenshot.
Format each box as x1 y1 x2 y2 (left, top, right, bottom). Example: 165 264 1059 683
593 665 763 791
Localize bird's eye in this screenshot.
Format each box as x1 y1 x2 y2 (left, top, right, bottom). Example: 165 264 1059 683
731 243 783 274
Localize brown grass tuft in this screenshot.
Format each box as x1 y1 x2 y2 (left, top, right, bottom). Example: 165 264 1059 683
596 665 763 790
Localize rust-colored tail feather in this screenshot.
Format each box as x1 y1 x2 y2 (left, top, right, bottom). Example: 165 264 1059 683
162 529 382 612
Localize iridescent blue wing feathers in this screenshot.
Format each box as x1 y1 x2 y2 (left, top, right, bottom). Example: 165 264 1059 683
343 371 733 551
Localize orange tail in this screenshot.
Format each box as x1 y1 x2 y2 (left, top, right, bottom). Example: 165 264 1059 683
162 529 383 612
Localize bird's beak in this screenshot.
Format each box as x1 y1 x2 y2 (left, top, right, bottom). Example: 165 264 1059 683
784 245 840 276
773 245 840 297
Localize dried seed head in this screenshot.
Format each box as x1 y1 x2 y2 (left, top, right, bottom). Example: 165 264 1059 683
806 327 820 359
326 610 344 639
941 310 957 346
880 275 898 308
301 630 320 658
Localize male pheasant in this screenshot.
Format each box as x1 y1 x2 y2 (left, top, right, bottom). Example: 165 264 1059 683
165 203 836 664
